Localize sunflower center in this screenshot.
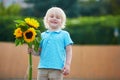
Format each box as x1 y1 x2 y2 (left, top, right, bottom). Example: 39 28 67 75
25 31 33 39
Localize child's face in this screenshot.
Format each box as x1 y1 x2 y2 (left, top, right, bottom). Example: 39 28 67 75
47 12 62 30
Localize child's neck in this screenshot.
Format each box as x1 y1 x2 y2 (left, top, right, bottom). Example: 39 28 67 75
49 28 61 31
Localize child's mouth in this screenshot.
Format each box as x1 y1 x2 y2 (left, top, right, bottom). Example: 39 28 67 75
51 21 57 24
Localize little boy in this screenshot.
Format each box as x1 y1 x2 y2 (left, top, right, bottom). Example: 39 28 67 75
28 7 73 80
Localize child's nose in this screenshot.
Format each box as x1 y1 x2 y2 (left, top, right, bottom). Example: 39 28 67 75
52 17 57 20
53 17 56 19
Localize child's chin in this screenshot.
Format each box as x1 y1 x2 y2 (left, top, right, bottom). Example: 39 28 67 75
50 25 59 28
50 24 58 26
50 26 59 29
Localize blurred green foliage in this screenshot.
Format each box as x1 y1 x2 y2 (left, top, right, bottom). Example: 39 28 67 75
23 0 80 17
78 0 111 16
23 0 120 17
66 15 120 44
0 16 16 41
110 0 120 15
79 0 120 16
0 2 22 42
0 16 120 44
0 3 21 16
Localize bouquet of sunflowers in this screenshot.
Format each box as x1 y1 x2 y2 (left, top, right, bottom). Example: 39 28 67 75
13 18 41 80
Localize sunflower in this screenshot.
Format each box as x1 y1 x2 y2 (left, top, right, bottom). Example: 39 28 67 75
23 28 36 43
14 28 23 38
25 18 39 28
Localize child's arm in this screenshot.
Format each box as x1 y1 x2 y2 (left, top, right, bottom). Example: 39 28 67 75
62 45 72 76
28 48 41 56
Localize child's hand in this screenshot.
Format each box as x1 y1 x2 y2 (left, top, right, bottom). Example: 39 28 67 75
28 48 33 54
62 64 70 76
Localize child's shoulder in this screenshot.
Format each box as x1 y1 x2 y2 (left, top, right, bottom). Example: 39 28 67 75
41 31 46 35
41 31 46 38
41 30 48 35
61 30 70 35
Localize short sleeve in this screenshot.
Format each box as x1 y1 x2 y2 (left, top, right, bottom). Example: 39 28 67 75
39 40 43 48
39 32 44 48
64 32 73 47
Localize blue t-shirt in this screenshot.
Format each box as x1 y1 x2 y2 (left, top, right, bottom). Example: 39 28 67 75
38 29 73 70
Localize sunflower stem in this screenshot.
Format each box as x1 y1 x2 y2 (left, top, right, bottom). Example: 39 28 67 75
28 52 32 80
28 44 32 80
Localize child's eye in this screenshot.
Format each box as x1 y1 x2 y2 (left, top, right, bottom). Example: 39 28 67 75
56 16 60 19
50 15 54 18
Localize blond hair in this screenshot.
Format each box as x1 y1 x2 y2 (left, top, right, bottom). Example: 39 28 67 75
43 7 66 29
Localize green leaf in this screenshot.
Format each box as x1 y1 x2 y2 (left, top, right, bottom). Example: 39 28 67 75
14 20 24 24
36 37 41 42
15 24 19 28
19 22 26 27
20 25 28 32
15 38 24 46
36 30 41 37
15 20 27 30
36 30 40 33
15 39 20 46
20 37 24 44
33 39 40 52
